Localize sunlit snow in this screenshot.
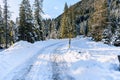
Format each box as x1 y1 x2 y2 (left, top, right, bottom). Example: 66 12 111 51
0 36 120 80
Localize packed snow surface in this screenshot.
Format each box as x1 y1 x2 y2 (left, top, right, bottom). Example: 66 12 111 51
0 37 120 80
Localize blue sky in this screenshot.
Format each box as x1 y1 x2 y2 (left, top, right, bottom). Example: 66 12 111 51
0 0 80 21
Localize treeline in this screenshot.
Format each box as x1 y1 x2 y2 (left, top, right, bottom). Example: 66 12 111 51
0 0 83 48
1 0 120 48
102 0 120 46
0 0 62 48
57 0 120 47
0 0 16 48
0 0 47 48
0 0 100 48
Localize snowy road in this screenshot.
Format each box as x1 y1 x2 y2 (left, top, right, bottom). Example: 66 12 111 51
4 41 74 80
1 37 120 80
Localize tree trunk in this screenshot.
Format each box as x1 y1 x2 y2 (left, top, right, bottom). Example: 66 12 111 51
118 55 120 70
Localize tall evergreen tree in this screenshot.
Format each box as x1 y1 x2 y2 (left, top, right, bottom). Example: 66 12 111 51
60 3 76 39
19 4 26 41
18 0 35 43
64 2 68 11
9 20 15 45
60 12 68 38
60 3 69 38
0 5 4 48
45 19 52 39
3 0 9 48
0 5 2 24
112 27 120 46
33 0 44 40
68 6 76 38
102 24 112 44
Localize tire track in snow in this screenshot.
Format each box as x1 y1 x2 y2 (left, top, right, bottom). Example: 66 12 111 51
4 40 75 80
16 42 67 80
3 41 63 80
23 43 66 80
50 47 75 80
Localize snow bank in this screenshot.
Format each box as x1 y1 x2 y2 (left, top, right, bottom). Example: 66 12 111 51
61 49 119 80
70 37 120 55
11 41 33 48
57 37 120 80
0 41 40 80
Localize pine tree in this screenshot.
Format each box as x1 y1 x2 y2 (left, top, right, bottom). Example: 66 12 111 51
68 6 76 38
49 19 57 39
9 20 15 45
45 19 52 39
3 0 10 48
15 17 19 42
0 5 4 48
60 12 68 38
18 4 26 41
64 2 68 11
60 3 69 38
33 0 44 41
0 5 2 24
102 24 112 44
18 0 35 43
110 0 120 46
112 27 120 46
60 3 76 39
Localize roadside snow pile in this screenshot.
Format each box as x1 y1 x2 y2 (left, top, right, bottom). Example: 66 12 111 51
62 50 120 80
10 41 33 48
0 41 40 80
58 37 120 80
70 37 120 55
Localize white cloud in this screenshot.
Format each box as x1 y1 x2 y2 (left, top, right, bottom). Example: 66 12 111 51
54 6 59 10
42 14 51 19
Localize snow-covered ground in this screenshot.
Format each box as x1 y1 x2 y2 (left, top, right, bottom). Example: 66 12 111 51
0 36 120 80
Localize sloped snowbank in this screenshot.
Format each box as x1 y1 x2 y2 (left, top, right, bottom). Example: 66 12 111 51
0 41 39 80
62 50 119 80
